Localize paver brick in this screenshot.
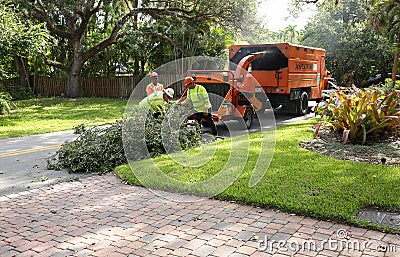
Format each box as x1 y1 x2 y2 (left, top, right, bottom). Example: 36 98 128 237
192 245 216 257
198 232 216 241
225 238 245 248
235 231 256 241
300 218 319 227
0 173 397 257
206 238 226 247
236 245 257 255
212 245 237 256
15 241 42 252
266 222 285 230
172 247 192 257
74 249 96 257
184 238 207 250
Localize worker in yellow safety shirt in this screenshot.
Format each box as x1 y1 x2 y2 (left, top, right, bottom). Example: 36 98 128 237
180 77 217 136
139 88 174 112
146 72 164 96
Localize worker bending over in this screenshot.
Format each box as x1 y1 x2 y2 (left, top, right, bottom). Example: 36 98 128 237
180 77 217 136
146 72 164 96
139 88 174 112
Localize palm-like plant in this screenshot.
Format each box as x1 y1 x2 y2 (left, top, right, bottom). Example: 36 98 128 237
284 25 299 43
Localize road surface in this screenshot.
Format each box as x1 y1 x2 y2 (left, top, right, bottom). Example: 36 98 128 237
0 131 92 196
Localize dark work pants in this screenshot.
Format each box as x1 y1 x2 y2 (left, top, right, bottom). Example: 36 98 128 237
194 112 217 136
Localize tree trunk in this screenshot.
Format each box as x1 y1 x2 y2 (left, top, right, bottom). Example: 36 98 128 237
67 60 84 98
141 59 145 76
391 50 399 87
67 70 80 97
67 40 84 98
134 58 139 75
14 56 30 90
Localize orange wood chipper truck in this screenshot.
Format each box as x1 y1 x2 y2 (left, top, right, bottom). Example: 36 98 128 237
179 43 331 129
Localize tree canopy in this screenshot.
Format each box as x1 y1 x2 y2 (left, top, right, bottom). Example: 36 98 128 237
10 0 260 97
0 1 51 80
2 0 400 94
299 0 396 86
368 0 400 85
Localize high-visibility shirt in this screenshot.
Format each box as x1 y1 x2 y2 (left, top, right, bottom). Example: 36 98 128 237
139 91 166 111
146 83 164 96
182 84 211 113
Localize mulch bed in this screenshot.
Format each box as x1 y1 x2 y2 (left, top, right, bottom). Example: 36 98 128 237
300 126 400 166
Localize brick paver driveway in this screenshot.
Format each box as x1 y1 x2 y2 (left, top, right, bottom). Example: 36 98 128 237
1 174 399 257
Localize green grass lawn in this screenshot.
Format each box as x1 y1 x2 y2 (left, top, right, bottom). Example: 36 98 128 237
0 97 128 139
115 120 400 231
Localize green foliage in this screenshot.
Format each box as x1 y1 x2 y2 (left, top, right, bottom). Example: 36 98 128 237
368 0 400 90
13 0 261 81
47 122 125 174
123 105 201 161
300 0 394 87
0 83 34 100
0 92 12 115
48 105 201 173
375 78 400 92
369 0 400 44
8 87 33 100
317 88 400 144
0 2 52 78
276 25 301 44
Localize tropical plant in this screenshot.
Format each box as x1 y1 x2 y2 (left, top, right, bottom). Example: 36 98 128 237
317 87 400 144
283 25 300 43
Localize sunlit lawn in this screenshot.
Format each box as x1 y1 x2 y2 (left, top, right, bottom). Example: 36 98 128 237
115 120 400 231
0 97 128 139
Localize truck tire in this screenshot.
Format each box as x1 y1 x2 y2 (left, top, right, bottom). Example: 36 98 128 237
297 91 309 115
243 108 253 129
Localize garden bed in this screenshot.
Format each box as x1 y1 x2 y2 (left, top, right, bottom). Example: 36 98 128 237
300 126 400 166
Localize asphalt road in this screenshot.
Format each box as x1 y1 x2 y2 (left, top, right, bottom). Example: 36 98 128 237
0 110 315 196
0 131 92 196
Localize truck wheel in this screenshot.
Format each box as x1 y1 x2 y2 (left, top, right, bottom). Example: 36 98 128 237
243 108 253 129
297 91 309 115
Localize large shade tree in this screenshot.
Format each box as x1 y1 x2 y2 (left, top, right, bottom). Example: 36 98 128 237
369 0 400 86
300 0 393 86
294 0 399 85
15 0 256 97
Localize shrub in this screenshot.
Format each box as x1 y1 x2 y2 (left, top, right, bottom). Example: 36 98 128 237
378 78 400 93
47 105 201 173
317 87 400 144
9 87 33 100
0 92 12 115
